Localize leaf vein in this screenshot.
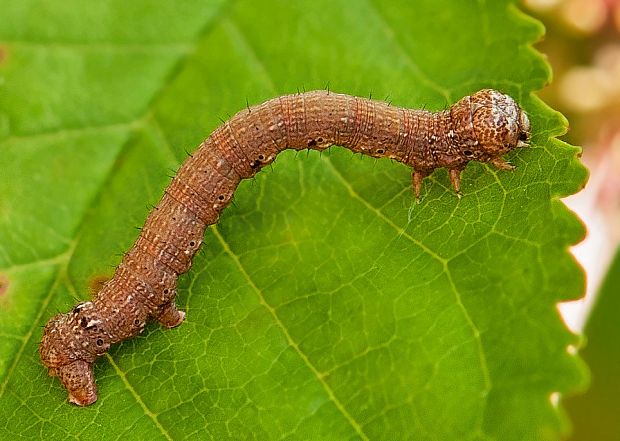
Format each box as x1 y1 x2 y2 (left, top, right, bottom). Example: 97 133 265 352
104 354 173 441
212 225 370 441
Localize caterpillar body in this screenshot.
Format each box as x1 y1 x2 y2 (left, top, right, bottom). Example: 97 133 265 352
39 89 530 406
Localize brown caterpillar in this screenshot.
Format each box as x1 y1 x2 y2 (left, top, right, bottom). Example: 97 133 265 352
39 89 530 406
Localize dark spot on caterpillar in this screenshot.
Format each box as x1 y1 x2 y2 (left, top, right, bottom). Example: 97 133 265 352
39 89 530 406
79 317 98 331
72 302 87 314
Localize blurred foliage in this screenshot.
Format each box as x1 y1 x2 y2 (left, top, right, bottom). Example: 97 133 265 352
565 248 620 441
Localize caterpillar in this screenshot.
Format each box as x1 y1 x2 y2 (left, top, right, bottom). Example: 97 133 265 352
39 89 530 406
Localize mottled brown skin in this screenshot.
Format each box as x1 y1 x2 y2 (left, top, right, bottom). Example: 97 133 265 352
39 89 530 406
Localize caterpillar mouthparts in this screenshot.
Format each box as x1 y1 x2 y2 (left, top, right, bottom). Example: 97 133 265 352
39 88 529 406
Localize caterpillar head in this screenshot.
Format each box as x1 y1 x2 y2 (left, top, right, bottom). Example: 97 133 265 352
39 301 108 405
472 89 529 157
452 89 530 163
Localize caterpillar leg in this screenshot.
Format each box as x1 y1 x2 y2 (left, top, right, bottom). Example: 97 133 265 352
448 169 463 197
490 157 515 171
412 169 430 201
156 301 186 328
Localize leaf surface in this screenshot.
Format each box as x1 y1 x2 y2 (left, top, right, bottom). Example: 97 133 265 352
0 1 587 439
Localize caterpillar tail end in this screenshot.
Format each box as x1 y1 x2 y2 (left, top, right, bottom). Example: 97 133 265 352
52 360 98 406
39 312 100 406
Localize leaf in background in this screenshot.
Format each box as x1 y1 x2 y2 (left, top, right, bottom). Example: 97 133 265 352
0 0 588 440
565 248 620 441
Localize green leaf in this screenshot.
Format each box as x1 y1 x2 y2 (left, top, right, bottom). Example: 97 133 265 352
0 1 588 440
